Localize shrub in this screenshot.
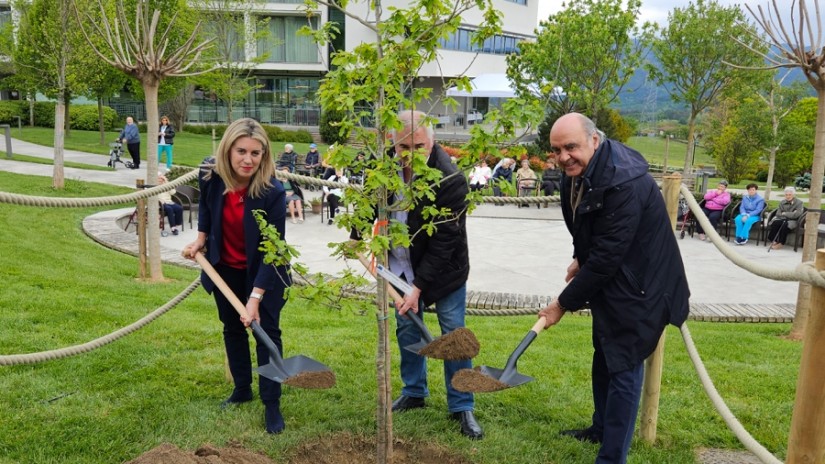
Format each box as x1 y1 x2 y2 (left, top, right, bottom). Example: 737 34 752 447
277 129 314 143
0 101 23 124
262 124 283 142
70 105 118 131
33 102 56 127
165 166 199 188
184 124 227 138
528 156 543 171
319 109 350 145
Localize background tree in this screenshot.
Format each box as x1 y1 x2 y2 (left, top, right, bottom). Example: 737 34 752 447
779 97 817 189
734 0 825 341
647 0 762 176
507 0 650 121
74 0 213 281
190 0 271 123
14 0 87 188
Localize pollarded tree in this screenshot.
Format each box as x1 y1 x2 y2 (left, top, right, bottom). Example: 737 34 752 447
74 0 214 281
647 0 763 176
507 0 650 121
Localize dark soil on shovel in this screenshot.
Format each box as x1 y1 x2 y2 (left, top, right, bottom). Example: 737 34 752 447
452 367 510 393
282 370 337 389
125 433 474 464
418 327 480 360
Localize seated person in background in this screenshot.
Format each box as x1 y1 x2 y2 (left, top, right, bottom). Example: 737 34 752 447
323 168 348 225
695 180 731 241
541 159 561 196
516 159 538 196
276 144 298 173
157 174 184 236
766 186 805 250
734 183 766 245
468 159 492 191
279 167 305 224
305 143 321 177
491 158 514 200
491 157 514 178
348 151 367 185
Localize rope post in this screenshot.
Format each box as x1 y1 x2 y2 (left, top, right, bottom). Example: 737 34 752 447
639 173 681 444
136 179 147 279
786 249 825 463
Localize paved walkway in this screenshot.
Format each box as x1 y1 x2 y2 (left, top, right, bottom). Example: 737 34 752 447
1 138 805 321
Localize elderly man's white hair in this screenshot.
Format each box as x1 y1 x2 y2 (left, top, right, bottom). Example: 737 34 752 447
784 186 796 194
284 143 294 151
391 110 435 142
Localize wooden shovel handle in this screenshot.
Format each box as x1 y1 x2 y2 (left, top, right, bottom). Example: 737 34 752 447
356 253 405 303
531 316 547 335
194 253 250 320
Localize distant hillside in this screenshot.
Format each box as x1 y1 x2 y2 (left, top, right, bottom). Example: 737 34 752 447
614 45 813 123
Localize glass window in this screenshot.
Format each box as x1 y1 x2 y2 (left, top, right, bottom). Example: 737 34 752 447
257 16 320 63
458 29 470 51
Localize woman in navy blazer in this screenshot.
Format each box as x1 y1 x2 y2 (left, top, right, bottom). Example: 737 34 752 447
182 118 290 434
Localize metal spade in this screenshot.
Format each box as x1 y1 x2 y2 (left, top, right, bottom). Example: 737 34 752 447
196 254 335 389
452 317 546 393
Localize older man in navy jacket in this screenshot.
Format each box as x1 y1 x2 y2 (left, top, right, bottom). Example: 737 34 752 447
538 113 690 464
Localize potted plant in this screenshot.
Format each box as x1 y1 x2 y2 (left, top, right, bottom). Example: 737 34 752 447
310 197 322 214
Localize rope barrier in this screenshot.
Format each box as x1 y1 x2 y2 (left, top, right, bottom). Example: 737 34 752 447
682 184 825 289
0 278 201 366
680 323 783 464
0 168 199 208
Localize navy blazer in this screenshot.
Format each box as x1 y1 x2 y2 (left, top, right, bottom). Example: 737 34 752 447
197 172 290 304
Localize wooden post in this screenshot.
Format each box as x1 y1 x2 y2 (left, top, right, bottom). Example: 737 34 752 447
786 249 825 463
136 178 147 279
663 135 669 175
639 173 681 444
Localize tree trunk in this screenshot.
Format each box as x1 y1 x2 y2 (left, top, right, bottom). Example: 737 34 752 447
53 91 66 189
683 113 697 176
98 96 106 146
790 88 825 339
64 94 71 137
765 145 777 201
28 94 34 127
143 79 164 281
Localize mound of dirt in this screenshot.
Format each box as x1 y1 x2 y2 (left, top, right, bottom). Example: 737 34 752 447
126 433 473 464
125 441 276 464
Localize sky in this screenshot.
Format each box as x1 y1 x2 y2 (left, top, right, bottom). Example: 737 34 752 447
535 0 792 28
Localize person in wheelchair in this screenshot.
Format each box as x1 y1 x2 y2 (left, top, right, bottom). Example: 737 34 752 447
157 175 184 236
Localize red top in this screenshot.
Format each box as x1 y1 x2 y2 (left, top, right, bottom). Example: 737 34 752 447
220 188 248 269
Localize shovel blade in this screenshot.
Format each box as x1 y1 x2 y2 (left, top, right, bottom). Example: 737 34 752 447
479 365 534 388
282 355 333 375
404 340 428 355
256 362 289 383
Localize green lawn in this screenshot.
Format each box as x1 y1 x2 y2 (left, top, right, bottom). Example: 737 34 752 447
0 171 801 463
626 136 714 170
11 127 326 167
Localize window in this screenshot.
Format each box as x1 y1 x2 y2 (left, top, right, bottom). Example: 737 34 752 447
505 0 527 5
438 27 525 55
257 16 320 64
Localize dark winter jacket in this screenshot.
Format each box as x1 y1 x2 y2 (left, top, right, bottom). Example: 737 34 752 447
558 138 690 373
407 144 470 305
158 123 176 145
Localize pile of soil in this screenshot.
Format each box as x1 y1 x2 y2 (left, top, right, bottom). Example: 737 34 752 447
451 367 509 393
125 433 473 464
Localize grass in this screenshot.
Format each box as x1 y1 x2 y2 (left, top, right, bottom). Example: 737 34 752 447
11 127 325 167
4 153 111 171
626 136 714 170
0 170 802 463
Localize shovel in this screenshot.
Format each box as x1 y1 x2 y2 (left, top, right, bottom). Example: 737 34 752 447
195 254 335 389
452 316 546 393
356 253 479 361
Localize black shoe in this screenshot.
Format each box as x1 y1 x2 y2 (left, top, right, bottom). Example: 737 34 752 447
560 426 602 444
450 411 483 439
264 403 285 434
391 395 425 412
171 229 179 236
327 219 333 225
220 388 253 409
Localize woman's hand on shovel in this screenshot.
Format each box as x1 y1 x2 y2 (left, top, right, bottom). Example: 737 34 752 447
537 299 566 329
395 285 421 317
243 298 261 328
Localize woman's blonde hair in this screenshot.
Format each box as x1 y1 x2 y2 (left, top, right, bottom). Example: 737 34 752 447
211 118 274 198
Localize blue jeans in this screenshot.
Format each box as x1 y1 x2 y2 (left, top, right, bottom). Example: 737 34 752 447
734 214 760 240
395 284 474 412
591 338 645 464
157 144 173 169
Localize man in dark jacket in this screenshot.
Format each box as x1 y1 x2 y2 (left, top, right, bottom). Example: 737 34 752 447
538 113 690 463
386 110 482 439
